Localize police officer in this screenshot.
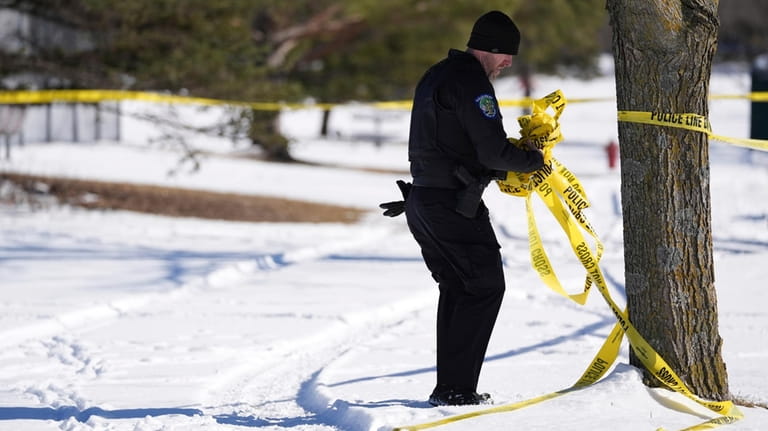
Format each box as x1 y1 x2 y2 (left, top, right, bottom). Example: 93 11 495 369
382 10 544 406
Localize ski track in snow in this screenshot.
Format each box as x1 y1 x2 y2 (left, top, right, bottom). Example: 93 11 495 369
0 218 396 349
0 208 630 431
0 213 437 430
204 294 433 431
0 157 639 431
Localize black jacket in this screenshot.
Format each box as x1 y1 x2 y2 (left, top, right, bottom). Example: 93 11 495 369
408 49 544 188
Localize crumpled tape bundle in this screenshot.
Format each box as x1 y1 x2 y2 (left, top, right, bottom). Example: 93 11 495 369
497 89 566 197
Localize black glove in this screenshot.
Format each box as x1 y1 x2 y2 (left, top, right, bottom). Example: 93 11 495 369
379 180 411 217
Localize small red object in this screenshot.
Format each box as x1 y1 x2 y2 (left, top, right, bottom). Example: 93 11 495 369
605 140 619 169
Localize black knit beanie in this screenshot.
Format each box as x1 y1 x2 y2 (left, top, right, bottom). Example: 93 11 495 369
466 10 521 55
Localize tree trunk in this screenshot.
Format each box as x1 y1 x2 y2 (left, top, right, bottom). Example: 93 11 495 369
249 109 293 162
320 108 332 138
607 0 729 400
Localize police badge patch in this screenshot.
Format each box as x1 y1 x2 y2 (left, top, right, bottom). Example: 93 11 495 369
475 94 497 118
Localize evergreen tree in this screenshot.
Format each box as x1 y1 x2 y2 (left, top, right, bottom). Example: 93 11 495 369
0 1 607 159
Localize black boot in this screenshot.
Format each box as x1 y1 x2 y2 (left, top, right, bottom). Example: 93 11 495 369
428 385 493 406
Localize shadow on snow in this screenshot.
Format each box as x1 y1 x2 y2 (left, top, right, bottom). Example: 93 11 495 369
0 405 203 422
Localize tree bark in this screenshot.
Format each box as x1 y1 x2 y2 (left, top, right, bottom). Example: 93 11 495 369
607 0 729 400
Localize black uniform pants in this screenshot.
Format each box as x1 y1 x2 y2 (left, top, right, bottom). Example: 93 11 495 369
405 185 505 392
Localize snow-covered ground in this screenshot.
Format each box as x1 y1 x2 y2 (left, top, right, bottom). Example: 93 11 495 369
0 71 767 431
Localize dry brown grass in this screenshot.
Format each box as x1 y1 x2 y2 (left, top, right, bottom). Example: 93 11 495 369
1 173 367 223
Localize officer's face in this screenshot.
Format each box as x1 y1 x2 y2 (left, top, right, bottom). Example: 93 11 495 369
481 53 514 80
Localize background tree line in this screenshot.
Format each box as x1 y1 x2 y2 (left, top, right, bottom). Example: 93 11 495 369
0 0 765 160
0 0 605 159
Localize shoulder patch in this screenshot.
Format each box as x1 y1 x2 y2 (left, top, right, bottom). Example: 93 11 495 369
475 94 497 118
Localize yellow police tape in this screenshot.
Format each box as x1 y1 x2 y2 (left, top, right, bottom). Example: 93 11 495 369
618 110 768 152
0 89 331 110
392 90 744 431
0 89 414 110
709 91 768 101
0 89 608 108
1 89 767 112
